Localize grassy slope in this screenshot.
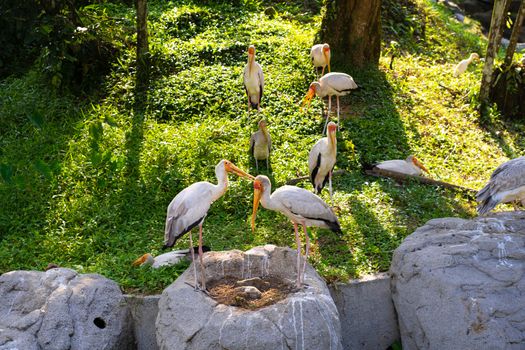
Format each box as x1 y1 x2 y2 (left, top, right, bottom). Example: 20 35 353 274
0 0 524 293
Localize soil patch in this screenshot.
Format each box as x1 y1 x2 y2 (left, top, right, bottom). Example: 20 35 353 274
208 276 296 310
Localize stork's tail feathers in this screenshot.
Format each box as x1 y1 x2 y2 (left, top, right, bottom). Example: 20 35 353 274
477 196 499 215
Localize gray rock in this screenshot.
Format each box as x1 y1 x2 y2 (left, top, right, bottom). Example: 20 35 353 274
234 286 262 300
0 268 133 350
329 272 400 350
156 245 343 350
390 211 525 350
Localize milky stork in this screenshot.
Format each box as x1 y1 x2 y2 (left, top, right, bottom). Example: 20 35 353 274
302 72 358 133
132 246 210 269
374 155 429 176
309 122 337 204
249 119 272 171
453 53 479 77
243 45 264 112
163 160 254 290
310 43 331 78
251 175 341 288
477 156 525 215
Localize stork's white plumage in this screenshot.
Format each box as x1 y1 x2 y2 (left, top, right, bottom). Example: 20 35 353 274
243 45 264 112
251 175 341 288
132 246 210 269
303 72 358 133
374 155 429 176
163 160 254 290
309 122 337 203
249 119 272 171
453 53 479 77
476 156 525 215
310 43 331 78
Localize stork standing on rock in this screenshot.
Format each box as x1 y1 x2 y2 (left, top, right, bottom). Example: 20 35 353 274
310 43 331 78
251 175 341 288
476 156 525 215
374 155 430 176
302 72 358 133
309 122 337 204
453 53 479 77
249 119 272 171
163 160 254 290
243 45 264 112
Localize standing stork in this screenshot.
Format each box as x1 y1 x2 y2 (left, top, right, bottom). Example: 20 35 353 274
374 155 429 176
302 72 358 133
249 119 272 172
164 160 254 290
476 156 525 215
309 122 337 204
453 53 479 77
251 175 341 288
243 45 264 112
310 43 331 78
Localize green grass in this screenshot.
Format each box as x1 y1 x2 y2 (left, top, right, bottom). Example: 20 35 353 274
1 0 524 294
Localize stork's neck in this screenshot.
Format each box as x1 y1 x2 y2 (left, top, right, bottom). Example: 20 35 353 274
261 126 270 142
212 169 229 201
259 186 276 211
328 133 337 149
248 55 254 72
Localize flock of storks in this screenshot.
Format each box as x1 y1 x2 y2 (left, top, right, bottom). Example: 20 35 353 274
133 44 525 292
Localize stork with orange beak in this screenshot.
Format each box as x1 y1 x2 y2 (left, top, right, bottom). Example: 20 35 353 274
374 155 430 176
249 119 272 171
309 122 337 204
302 72 358 133
164 160 254 290
310 43 331 78
243 45 264 112
251 175 341 288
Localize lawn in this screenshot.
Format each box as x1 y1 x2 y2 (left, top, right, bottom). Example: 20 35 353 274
0 0 524 293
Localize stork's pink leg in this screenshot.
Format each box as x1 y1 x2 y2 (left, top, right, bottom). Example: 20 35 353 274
293 222 302 288
321 65 325 76
198 223 206 290
329 170 333 206
189 231 198 291
301 224 310 286
336 95 340 127
323 96 332 134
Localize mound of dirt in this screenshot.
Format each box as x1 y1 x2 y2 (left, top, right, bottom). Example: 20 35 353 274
208 276 296 310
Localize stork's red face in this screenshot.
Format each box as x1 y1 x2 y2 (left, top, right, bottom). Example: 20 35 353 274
301 84 317 109
411 156 430 174
248 46 255 55
328 123 337 134
132 253 152 267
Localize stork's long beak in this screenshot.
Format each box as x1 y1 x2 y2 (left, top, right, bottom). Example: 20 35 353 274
301 87 316 110
413 157 430 174
226 163 255 180
251 182 262 232
132 254 150 266
324 51 331 73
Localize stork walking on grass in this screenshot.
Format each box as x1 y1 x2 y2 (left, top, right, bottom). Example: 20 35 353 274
251 175 341 288
453 53 479 77
243 45 264 112
374 155 429 176
309 122 337 204
163 160 254 290
250 119 272 171
302 72 358 133
476 156 525 215
310 43 331 78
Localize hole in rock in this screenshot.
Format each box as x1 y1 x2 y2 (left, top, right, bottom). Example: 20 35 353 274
93 317 106 329
207 276 296 310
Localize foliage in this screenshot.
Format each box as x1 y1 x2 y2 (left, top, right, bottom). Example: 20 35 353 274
1 0 524 294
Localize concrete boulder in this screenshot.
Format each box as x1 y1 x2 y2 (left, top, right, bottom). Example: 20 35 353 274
0 268 133 350
390 212 525 350
156 245 343 350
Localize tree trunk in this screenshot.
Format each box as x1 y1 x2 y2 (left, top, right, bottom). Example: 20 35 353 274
319 0 381 68
480 0 511 110
504 0 525 67
135 0 149 101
